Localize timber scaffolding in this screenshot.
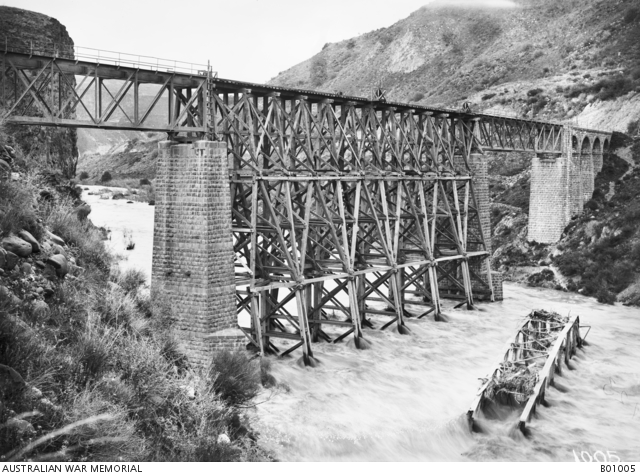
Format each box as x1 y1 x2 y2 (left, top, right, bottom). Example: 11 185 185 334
0 41 611 363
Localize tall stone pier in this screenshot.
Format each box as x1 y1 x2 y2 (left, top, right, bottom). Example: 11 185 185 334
528 155 568 243
152 140 244 367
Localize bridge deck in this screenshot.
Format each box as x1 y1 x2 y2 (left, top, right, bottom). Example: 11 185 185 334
1 49 609 155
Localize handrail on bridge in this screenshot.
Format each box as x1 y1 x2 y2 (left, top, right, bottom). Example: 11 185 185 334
2 36 218 78
2 37 611 135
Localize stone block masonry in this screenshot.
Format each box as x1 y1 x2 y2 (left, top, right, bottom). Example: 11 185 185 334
152 140 245 368
528 156 568 243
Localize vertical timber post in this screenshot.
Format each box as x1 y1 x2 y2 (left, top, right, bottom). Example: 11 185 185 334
152 140 243 368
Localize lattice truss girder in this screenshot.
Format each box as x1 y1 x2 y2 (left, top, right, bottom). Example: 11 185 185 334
211 91 483 174
0 52 210 135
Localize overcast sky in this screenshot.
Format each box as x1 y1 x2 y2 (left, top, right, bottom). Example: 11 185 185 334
1 0 517 83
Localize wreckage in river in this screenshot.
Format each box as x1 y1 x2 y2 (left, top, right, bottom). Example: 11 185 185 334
467 309 587 434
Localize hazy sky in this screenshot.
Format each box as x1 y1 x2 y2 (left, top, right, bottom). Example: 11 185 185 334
0 0 517 83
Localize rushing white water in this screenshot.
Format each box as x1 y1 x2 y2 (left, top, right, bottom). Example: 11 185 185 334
83 185 155 281
85 189 640 462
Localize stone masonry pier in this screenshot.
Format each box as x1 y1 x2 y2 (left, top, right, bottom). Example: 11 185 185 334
151 140 244 367
528 128 609 244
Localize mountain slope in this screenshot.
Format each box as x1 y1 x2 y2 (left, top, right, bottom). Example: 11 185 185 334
269 0 640 129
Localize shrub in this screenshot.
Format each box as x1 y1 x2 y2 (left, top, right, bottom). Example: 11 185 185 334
208 351 260 406
309 56 328 87
0 178 44 239
139 178 151 186
78 171 89 180
43 198 110 270
527 88 543 97
346 39 356 49
482 93 497 101
409 92 425 102
113 268 147 295
596 287 616 304
624 7 639 24
100 171 112 183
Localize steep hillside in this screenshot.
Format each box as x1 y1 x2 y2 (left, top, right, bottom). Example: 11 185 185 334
270 0 640 129
0 6 78 177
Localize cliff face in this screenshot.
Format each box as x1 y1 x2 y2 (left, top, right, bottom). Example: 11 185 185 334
269 0 640 129
0 6 78 177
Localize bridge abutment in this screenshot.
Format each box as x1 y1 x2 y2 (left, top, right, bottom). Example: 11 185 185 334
528 155 568 243
151 140 244 368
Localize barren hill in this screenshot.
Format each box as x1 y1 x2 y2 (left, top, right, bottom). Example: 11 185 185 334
269 0 640 130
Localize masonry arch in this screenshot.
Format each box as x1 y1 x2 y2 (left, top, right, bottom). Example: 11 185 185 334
593 137 602 155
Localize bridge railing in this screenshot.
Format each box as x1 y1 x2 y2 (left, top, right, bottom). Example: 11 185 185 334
2 37 216 77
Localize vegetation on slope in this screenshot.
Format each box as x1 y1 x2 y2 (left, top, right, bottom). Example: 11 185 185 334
0 122 275 461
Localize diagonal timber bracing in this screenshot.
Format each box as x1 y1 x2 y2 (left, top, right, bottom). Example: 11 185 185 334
0 46 612 363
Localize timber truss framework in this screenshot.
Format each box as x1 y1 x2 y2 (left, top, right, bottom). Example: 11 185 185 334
0 44 612 363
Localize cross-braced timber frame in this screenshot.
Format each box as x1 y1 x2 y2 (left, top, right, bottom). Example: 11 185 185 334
0 45 612 363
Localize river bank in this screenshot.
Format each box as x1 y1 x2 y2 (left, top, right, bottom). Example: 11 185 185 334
84 187 640 462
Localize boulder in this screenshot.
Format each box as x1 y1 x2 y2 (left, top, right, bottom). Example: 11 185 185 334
112 193 126 200
51 244 66 256
1 235 32 257
31 301 50 320
20 262 32 274
0 286 22 307
5 418 35 435
35 260 45 269
46 254 69 278
17 230 41 253
46 230 66 247
0 250 18 271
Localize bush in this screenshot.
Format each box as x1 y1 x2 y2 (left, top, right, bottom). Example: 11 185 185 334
100 171 112 183
527 88 543 97
596 287 616 304
0 178 44 239
346 39 356 49
139 178 151 186
409 92 425 102
309 56 328 87
482 93 497 101
78 171 89 180
43 198 110 270
624 7 639 24
208 351 260 406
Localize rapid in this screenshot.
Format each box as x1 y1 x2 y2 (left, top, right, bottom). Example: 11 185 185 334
84 187 640 462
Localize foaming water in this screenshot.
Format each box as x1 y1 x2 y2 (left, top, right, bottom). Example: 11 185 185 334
255 285 640 461
85 193 640 461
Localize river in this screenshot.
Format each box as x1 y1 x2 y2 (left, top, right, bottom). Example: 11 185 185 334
84 187 640 462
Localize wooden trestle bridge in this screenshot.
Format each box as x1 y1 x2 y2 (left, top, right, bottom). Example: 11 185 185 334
0 41 611 362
